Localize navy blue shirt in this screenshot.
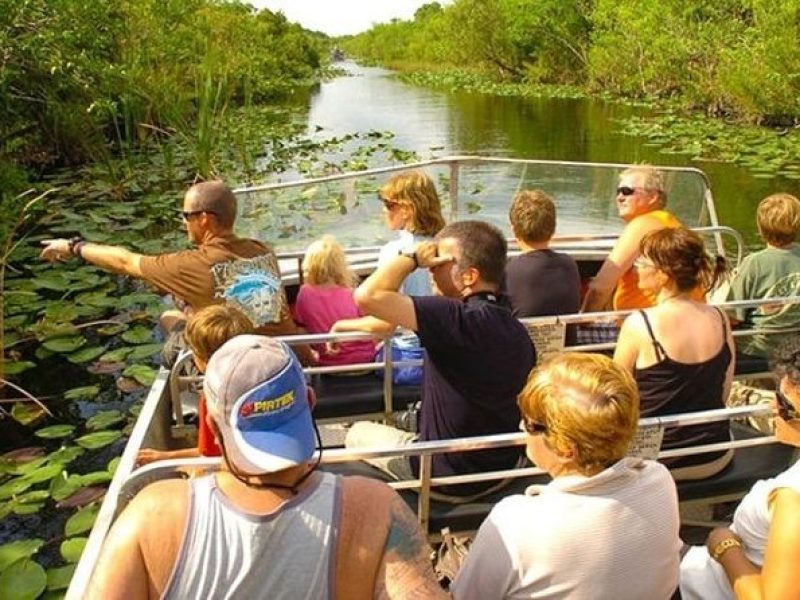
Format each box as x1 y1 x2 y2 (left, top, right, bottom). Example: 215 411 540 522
411 292 537 493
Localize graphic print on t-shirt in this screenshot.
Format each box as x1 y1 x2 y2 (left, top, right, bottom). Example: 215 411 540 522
212 254 286 326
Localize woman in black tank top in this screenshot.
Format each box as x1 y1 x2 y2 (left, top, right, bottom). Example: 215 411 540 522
614 228 735 480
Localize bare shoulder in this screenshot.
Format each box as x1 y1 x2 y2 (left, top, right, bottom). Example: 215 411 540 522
130 478 190 512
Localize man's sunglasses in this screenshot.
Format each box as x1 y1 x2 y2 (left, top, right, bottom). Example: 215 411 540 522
616 186 643 197
181 210 216 220
776 389 799 421
521 417 548 435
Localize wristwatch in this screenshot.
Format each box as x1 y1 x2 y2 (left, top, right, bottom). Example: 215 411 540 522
710 537 742 562
399 249 419 269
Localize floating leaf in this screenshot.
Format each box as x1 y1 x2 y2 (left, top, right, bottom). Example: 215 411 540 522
0 478 33 500
126 343 162 361
46 446 84 467
2 448 44 463
14 458 48 476
121 325 153 344
12 503 44 515
34 346 54 361
60 538 87 564
42 303 78 322
86 361 125 375
23 464 63 484
73 291 116 308
34 425 75 440
3 362 36 376
85 410 123 431
0 559 47 599
0 503 12 520
64 504 100 537
32 323 79 342
15 491 50 505
107 456 120 474
63 386 99 401
67 346 106 364
97 323 127 336
46 564 75 591
57 487 105 509
11 403 45 427
50 475 84 503
122 364 156 386
77 471 111 487
75 430 122 450
0 539 44 572
42 336 86 354
98 347 131 362
116 377 141 393
32 273 72 291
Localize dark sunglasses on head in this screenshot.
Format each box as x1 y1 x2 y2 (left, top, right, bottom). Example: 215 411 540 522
522 417 548 435
776 389 799 421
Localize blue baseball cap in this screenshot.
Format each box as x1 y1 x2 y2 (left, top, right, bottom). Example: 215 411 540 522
203 335 316 473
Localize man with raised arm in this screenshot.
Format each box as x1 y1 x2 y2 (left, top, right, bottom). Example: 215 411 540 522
86 335 445 600
40 180 312 363
582 165 683 312
343 220 536 500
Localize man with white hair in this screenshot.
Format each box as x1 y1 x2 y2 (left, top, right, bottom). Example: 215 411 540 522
87 335 445 599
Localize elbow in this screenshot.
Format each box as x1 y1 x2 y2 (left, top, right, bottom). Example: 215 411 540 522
353 286 377 314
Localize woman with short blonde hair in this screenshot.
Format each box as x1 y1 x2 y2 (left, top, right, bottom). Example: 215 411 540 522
452 353 681 600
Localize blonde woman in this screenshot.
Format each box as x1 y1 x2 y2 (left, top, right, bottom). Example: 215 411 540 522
294 235 376 366
377 170 445 295
452 353 681 599
614 227 734 479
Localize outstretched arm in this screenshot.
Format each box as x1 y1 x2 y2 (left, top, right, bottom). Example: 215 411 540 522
41 238 144 278
374 495 447 599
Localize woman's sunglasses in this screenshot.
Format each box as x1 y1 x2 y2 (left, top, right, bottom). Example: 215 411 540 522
377 194 400 211
776 389 799 421
521 417 548 435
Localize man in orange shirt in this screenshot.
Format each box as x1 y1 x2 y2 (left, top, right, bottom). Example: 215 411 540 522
582 166 682 312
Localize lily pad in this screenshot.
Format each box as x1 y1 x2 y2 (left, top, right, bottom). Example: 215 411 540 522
87 361 125 375
63 386 99 401
34 425 76 440
42 336 86 354
46 446 85 467
50 475 84 503
122 364 156 386
77 471 112 487
96 323 127 336
0 539 44 572
10 403 45 427
12 503 44 516
0 559 46 600
0 478 33 500
75 430 122 450
23 464 64 484
3 362 36 376
98 347 131 362
45 564 75 591
2 448 45 463
67 346 107 364
64 504 100 537
116 377 142 393
15 491 50 505
60 538 86 564
126 343 163 361
32 272 72 291
56 486 106 509
107 456 121 474
85 410 124 431
121 326 153 344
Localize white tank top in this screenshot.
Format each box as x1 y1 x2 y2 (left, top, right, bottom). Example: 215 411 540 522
163 471 341 600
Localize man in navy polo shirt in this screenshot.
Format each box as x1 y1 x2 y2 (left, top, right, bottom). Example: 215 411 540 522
346 220 536 499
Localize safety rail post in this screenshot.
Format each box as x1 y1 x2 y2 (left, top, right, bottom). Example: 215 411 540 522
382 334 395 424
448 161 460 221
417 454 432 533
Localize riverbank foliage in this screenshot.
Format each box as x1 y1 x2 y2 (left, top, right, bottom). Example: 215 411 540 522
0 0 326 229
342 0 800 125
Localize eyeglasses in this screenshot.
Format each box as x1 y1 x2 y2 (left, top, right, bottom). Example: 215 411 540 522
617 186 645 197
776 389 799 421
521 417 548 436
181 210 216 221
377 194 400 211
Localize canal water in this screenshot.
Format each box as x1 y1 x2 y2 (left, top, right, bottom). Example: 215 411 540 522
257 61 800 252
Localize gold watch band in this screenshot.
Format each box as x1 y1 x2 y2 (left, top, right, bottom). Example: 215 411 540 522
711 537 742 562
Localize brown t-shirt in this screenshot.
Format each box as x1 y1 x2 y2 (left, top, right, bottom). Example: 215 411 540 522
140 234 292 331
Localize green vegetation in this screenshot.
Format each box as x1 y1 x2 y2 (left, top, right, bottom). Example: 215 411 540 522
342 0 800 125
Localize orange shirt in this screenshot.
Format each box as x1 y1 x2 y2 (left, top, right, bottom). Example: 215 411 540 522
613 210 685 310
197 392 221 457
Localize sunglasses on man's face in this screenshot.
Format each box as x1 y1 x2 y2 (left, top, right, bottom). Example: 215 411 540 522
521 417 548 436
776 389 799 421
181 210 216 221
616 186 643 197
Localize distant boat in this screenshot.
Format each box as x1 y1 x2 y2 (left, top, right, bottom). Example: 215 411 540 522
331 47 345 62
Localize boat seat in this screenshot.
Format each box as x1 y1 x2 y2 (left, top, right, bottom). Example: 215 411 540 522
311 374 421 420
734 354 770 377
676 423 795 502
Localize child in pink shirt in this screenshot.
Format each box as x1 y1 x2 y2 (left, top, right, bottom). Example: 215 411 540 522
294 236 377 366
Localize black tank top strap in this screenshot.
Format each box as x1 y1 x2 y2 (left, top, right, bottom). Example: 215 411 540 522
714 306 729 336
639 310 667 362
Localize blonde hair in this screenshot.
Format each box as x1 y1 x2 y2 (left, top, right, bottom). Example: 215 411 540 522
185 304 255 363
757 193 800 247
509 189 557 244
302 235 358 287
519 353 640 473
379 170 445 236
619 165 666 205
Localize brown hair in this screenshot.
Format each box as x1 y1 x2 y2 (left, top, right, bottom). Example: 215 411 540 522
302 235 358 287
380 171 445 236
186 180 237 229
519 353 640 473
757 193 800 247
640 227 727 293
509 190 556 244
436 220 507 287
185 304 255 363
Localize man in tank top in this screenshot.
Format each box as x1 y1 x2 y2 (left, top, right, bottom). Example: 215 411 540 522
582 166 683 312
86 335 444 599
